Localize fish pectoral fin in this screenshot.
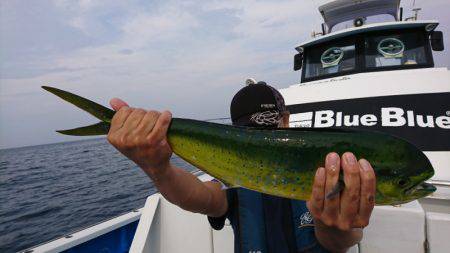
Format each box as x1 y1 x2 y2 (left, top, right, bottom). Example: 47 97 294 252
57 122 110 136
326 179 345 199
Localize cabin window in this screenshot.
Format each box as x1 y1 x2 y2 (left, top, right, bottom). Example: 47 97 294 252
365 31 429 68
304 40 356 79
300 29 433 83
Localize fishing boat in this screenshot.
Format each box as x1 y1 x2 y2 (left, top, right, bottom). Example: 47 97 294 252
24 0 449 252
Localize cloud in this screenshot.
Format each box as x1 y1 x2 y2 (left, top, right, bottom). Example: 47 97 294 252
1 0 449 148
121 7 199 46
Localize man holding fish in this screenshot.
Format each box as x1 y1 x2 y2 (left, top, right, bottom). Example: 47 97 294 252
107 81 376 253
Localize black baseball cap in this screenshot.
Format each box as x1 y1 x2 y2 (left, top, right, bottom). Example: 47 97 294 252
230 81 286 127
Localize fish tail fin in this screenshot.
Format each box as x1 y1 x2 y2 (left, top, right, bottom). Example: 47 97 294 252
42 86 115 123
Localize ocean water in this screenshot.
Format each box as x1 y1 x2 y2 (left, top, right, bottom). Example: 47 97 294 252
0 138 197 253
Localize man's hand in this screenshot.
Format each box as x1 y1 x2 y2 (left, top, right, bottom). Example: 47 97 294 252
307 152 376 251
107 98 173 179
106 98 226 216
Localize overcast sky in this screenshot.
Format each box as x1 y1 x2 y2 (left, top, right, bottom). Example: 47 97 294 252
1 0 449 149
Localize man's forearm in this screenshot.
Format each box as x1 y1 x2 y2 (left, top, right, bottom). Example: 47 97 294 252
148 163 227 217
315 220 362 253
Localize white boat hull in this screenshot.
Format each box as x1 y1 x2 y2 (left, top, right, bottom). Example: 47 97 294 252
280 67 450 253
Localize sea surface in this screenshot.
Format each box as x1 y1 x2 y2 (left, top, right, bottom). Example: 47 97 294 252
0 138 197 253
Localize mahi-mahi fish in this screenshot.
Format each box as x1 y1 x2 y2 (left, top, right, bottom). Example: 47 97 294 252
42 86 436 205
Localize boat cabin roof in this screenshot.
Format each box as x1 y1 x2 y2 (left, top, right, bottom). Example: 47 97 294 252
296 20 439 51
319 0 401 31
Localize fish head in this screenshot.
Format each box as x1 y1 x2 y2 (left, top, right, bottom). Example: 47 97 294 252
400 181 437 204
374 145 436 205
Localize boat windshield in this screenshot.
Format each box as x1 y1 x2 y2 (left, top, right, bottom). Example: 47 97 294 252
302 29 432 82
365 31 429 69
304 39 356 79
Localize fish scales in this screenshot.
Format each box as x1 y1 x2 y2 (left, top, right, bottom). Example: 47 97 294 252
167 118 434 205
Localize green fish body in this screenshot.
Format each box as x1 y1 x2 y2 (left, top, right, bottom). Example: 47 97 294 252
42 86 436 205
168 118 435 205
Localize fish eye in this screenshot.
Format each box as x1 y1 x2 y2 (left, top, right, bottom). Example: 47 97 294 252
398 179 409 187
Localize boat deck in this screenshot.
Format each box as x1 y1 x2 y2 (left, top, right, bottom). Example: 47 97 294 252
26 173 450 253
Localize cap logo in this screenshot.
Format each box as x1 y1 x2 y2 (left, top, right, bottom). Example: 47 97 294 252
250 110 281 126
261 104 276 109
